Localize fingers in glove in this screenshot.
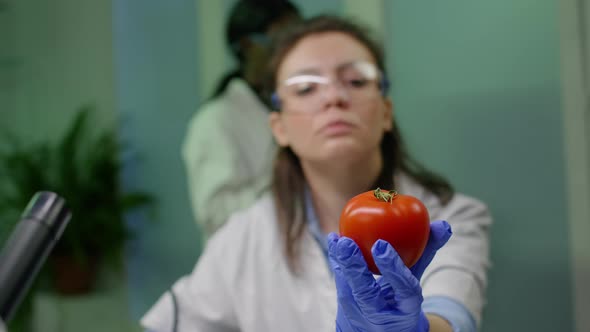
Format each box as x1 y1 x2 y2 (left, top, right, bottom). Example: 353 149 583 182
328 233 364 320
328 235 383 316
372 240 423 314
410 220 452 280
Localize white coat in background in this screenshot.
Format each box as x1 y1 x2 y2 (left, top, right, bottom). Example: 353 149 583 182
182 78 275 236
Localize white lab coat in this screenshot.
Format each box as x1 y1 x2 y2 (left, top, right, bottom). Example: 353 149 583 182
182 78 275 236
141 173 492 332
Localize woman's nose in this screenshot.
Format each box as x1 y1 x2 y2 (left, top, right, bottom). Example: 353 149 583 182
321 82 350 110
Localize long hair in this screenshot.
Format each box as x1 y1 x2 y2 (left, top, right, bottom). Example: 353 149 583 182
209 0 300 99
266 15 454 272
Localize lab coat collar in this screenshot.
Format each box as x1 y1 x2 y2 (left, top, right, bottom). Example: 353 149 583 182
304 188 331 270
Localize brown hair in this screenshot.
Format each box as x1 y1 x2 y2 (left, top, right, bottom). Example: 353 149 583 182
266 15 454 272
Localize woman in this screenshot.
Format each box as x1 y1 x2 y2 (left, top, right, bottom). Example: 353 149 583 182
144 15 491 332
182 0 301 236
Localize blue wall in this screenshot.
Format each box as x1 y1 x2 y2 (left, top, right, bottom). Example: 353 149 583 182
385 1 571 331
112 0 202 319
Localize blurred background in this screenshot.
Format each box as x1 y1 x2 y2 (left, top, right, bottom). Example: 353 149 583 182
0 0 588 331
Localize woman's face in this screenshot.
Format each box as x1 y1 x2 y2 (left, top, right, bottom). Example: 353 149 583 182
270 32 393 165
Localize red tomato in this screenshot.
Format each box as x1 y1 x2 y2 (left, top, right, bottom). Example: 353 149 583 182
339 188 430 275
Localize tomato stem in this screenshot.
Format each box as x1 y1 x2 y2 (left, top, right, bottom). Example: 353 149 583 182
374 188 398 203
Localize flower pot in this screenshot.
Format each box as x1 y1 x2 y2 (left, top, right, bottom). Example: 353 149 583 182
50 254 100 295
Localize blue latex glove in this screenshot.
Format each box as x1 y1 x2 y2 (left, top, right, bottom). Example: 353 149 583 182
328 220 452 332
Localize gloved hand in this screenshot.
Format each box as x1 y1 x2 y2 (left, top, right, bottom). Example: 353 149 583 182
328 220 452 332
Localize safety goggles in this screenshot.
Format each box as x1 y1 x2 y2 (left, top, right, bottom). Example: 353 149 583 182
272 61 389 112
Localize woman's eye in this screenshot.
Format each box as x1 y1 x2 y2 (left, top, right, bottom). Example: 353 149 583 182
293 83 318 96
346 78 369 88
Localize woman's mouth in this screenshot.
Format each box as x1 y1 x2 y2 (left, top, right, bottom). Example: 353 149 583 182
320 120 355 136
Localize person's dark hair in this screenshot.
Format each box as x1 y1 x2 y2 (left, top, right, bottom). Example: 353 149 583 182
266 15 455 273
210 0 300 99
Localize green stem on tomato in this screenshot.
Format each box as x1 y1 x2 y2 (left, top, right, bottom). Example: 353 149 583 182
374 188 398 203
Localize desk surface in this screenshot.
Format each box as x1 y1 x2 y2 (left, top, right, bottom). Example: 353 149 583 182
32 275 141 332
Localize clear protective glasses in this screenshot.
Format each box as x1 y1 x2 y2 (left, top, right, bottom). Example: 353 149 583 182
272 61 389 112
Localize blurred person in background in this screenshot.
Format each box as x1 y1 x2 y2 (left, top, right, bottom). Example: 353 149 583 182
182 0 301 237
144 15 491 332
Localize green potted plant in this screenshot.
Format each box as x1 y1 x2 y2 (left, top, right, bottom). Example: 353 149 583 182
0 105 154 296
